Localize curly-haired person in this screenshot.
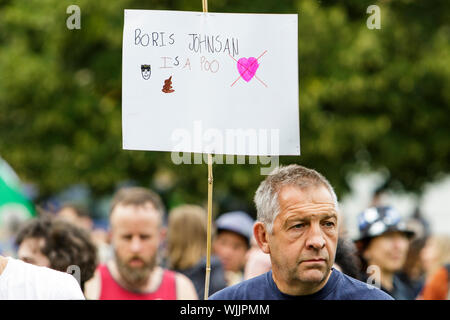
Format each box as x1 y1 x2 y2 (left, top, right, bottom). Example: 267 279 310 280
15 216 98 294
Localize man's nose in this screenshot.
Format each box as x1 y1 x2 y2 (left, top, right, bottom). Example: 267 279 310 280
130 236 142 252
306 224 326 250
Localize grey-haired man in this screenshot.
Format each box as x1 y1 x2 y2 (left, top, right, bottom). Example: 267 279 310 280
210 164 393 300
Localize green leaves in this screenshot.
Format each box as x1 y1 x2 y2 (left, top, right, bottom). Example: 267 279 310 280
0 0 448 216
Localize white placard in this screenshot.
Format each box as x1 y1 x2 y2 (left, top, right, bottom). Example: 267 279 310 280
122 10 299 156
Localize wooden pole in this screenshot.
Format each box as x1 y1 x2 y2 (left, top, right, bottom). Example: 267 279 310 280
204 153 213 299
202 1 212 301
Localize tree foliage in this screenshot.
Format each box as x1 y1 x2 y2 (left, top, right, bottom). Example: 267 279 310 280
0 0 448 218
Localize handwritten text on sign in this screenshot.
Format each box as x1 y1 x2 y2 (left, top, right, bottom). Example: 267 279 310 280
122 10 299 156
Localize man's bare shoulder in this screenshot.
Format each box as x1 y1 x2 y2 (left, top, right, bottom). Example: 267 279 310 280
174 271 198 300
84 268 102 300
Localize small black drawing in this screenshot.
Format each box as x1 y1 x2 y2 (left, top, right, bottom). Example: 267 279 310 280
141 64 151 80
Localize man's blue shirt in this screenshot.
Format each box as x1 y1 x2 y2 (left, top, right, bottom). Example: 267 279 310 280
209 268 394 300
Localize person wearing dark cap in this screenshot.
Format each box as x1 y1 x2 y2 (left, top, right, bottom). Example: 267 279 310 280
212 211 254 286
354 206 417 300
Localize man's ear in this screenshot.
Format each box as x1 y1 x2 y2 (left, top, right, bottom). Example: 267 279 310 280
254 222 270 254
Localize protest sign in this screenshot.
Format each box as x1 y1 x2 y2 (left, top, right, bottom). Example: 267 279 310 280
122 10 299 156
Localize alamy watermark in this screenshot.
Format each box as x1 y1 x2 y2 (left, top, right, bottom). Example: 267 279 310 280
170 121 279 175
365 264 381 289
66 5 81 30
66 265 81 285
366 5 381 30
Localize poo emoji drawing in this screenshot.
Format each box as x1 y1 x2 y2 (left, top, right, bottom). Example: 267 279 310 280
162 76 175 93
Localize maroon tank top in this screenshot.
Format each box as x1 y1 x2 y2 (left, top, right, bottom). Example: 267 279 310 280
98 264 177 300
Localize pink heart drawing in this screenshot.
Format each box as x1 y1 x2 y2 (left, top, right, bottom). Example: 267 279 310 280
237 57 259 82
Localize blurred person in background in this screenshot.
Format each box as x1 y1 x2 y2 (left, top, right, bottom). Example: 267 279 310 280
212 211 254 286
333 237 362 280
56 204 93 231
15 215 98 295
396 214 431 299
0 206 34 257
397 236 428 298
166 204 227 299
419 234 450 300
84 187 197 300
56 203 111 264
355 206 416 299
243 234 272 280
333 208 362 280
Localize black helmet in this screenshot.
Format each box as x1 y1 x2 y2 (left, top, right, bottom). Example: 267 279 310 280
354 206 415 243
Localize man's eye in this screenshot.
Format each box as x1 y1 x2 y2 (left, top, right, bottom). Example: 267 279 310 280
323 221 335 227
293 223 305 229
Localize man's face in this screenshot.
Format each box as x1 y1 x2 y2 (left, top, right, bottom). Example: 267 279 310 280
267 185 338 291
364 231 409 273
18 237 51 267
110 203 161 287
57 207 92 231
141 65 151 80
213 231 249 273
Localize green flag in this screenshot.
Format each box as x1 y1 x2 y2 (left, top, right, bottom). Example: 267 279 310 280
0 157 35 229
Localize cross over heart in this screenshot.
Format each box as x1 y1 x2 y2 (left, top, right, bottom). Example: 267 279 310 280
230 50 268 87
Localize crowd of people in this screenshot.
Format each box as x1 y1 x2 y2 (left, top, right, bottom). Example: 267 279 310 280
0 164 449 300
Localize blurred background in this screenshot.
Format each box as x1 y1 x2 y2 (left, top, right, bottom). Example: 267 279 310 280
0 0 449 238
